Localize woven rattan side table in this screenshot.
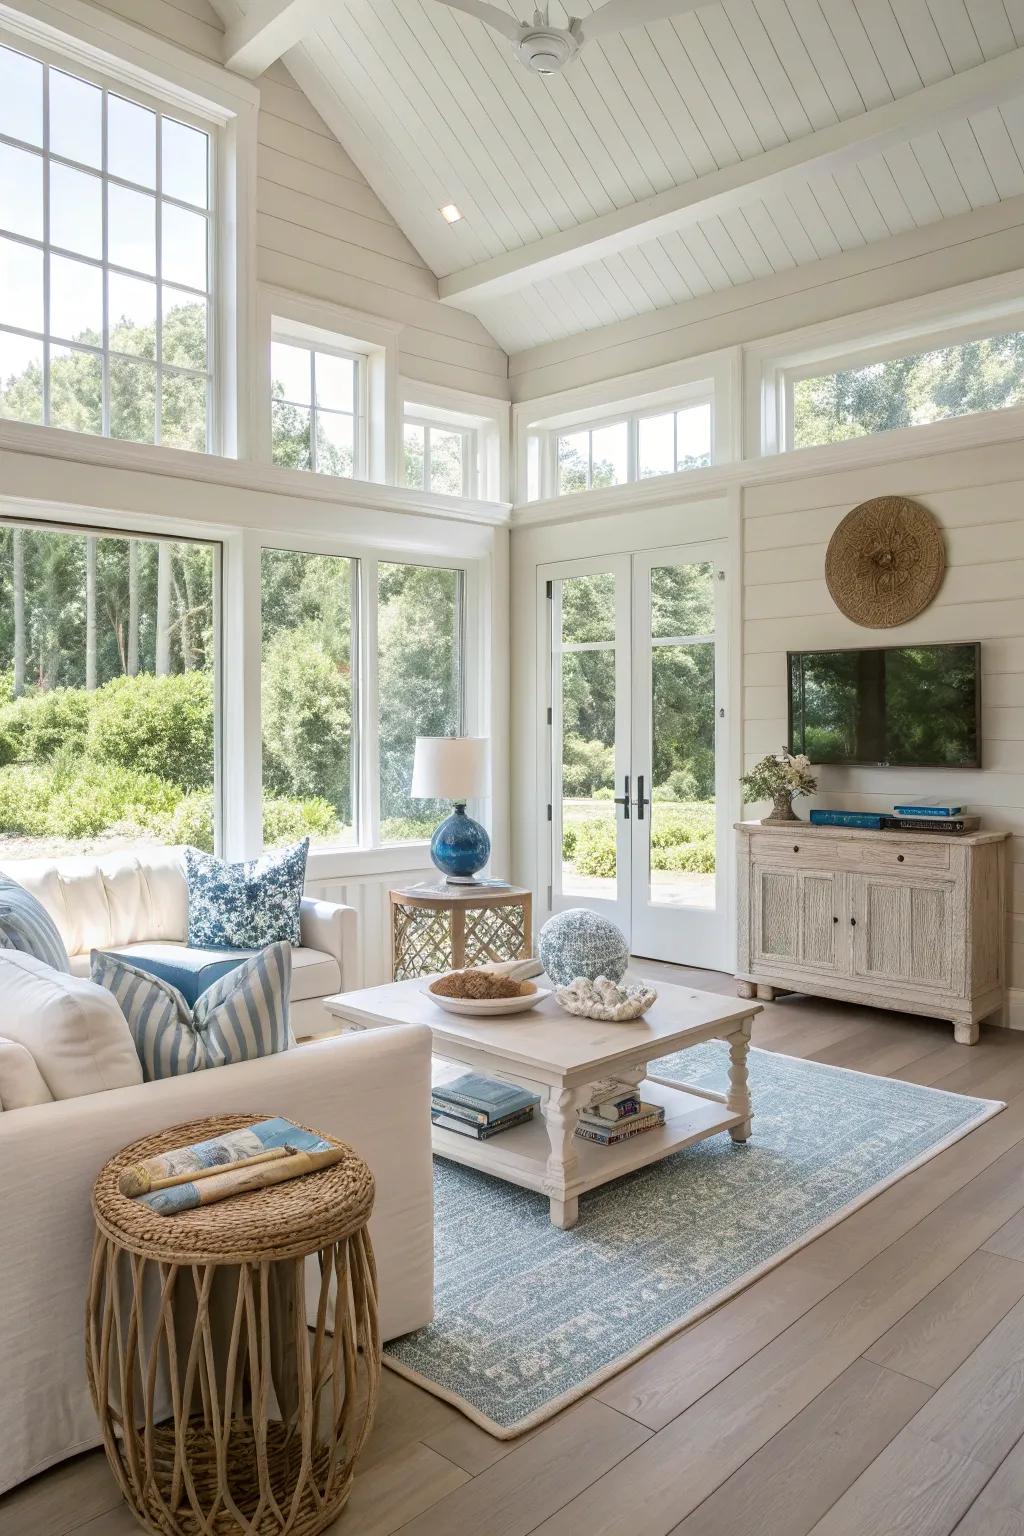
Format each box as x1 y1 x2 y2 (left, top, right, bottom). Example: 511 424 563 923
389 880 533 981
87 1114 380 1536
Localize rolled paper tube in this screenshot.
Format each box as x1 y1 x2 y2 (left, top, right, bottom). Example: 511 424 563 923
118 1144 297 1198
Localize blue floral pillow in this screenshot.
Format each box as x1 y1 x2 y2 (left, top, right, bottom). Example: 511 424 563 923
183 840 309 949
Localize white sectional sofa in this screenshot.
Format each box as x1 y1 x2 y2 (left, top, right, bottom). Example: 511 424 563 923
0 1021 435 1496
0 846 357 1039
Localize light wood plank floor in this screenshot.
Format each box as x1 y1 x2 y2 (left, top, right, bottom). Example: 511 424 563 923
8 965 1024 1536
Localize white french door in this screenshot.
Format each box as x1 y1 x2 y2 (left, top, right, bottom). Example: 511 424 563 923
542 542 732 971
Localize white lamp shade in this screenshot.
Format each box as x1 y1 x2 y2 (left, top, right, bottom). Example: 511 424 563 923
411 737 490 801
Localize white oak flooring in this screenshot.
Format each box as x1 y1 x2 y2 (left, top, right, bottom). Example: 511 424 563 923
7 964 1024 1536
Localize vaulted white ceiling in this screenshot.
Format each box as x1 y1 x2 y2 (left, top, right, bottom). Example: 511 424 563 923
215 0 1024 353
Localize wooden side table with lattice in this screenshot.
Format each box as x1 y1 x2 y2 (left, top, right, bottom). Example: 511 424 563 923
87 1113 380 1536
390 881 533 981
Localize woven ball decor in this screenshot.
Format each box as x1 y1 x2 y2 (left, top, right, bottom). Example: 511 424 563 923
825 496 945 628
87 1114 380 1536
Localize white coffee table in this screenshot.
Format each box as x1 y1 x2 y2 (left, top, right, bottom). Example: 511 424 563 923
324 976 760 1229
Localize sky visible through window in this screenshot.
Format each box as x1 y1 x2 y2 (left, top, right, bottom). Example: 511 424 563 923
0 44 212 449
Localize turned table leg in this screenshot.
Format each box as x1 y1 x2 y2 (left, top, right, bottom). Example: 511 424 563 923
954 1017 980 1046
727 1024 753 1143
543 1086 581 1229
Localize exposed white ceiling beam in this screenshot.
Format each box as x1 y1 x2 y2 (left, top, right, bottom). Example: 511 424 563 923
439 47 1024 307
223 0 319 77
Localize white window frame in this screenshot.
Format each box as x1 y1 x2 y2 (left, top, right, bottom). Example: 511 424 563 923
400 378 509 502
747 272 1024 459
256 286 400 486
270 331 367 481
515 350 738 506
0 2 258 461
403 413 477 499
0 37 216 448
256 533 471 857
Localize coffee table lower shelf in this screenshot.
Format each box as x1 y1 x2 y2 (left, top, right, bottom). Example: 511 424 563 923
430 1072 747 1228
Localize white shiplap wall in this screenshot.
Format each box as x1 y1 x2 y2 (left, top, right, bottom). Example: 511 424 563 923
90 0 510 397
742 435 1024 1014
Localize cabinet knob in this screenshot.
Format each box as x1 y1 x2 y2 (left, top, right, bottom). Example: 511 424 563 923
832 915 839 924
792 844 800 853
897 853 905 862
850 917 857 926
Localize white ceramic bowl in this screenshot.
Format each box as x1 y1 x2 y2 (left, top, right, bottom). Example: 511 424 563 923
424 979 551 1017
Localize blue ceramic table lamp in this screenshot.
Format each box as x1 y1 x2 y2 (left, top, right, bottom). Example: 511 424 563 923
411 736 491 885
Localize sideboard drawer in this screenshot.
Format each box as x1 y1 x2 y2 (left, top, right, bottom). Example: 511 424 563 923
857 840 951 873
749 834 842 864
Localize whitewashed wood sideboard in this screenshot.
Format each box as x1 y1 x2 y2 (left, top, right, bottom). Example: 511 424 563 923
735 821 1009 1045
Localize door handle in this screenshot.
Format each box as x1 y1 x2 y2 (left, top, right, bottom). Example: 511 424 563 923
612 774 631 820
635 774 651 821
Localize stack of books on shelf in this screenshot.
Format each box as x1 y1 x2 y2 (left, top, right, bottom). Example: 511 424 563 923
575 1090 666 1147
431 1073 540 1140
810 800 979 834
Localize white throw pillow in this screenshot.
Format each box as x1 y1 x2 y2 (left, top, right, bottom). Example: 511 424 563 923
0 1036 53 1110
0 950 143 1100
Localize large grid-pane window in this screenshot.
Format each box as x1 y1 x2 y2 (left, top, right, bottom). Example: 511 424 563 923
270 338 359 478
378 562 463 842
0 523 217 857
0 44 212 450
260 548 355 849
531 397 714 500
791 331 1024 449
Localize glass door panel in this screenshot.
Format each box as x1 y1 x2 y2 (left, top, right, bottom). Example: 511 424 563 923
631 547 730 969
547 559 631 931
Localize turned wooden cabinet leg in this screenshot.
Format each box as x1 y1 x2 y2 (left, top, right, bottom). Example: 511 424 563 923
736 980 756 1000
756 983 777 1002
954 1018 980 1046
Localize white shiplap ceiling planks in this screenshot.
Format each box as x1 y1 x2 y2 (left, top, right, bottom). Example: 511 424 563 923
212 0 1024 352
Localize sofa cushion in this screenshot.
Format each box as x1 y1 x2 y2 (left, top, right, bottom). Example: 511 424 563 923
0 848 188 954
92 942 293 1081
0 875 71 973
0 1037 54 1110
0 950 143 1099
104 942 252 1008
184 840 309 950
289 947 342 1002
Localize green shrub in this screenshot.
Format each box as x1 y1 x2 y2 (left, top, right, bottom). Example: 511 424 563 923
89 672 214 792
0 728 17 768
651 841 716 874
0 760 180 839
261 630 350 813
561 822 578 861
0 687 91 762
561 736 614 797
263 795 342 847
380 815 435 843
162 789 216 852
652 767 698 803
572 817 617 879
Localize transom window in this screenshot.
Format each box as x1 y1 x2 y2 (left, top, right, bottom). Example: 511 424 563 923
528 398 713 501
789 330 1024 450
270 337 361 479
0 43 213 450
403 410 476 497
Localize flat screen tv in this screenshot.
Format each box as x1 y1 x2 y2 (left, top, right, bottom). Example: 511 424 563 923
788 642 981 768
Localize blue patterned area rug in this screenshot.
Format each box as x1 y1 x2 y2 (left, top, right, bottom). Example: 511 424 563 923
383 1042 1002 1437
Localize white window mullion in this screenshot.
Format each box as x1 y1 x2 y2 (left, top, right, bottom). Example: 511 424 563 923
361 559 381 850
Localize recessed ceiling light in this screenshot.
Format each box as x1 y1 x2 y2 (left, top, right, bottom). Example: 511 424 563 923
440 203 463 224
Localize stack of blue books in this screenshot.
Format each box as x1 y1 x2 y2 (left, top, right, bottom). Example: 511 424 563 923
431 1073 541 1140
809 801 977 834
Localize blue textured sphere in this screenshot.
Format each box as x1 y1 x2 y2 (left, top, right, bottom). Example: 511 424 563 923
430 808 491 880
539 908 629 987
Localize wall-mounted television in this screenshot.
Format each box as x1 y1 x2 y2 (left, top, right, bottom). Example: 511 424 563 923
788 642 981 769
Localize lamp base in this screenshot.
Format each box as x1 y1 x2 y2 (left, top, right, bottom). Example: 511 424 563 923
430 804 491 884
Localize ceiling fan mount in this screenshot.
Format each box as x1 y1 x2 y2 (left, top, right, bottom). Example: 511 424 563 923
433 0 701 77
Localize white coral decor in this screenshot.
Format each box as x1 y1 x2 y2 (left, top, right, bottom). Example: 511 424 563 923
555 975 657 1022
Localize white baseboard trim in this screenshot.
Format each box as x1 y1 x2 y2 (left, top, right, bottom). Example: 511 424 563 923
1000 989 1024 1031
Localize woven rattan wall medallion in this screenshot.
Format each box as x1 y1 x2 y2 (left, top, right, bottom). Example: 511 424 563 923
825 496 945 628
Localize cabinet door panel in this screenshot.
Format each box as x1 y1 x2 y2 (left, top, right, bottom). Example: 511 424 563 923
800 872 843 972
753 867 798 963
851 873 954 991
861 880 904 979
908 883 953 989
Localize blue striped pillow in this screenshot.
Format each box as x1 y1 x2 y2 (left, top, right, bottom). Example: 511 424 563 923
0 876 70 974
91 942 292 1081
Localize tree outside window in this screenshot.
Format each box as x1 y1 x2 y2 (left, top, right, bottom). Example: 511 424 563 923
271 339 359 478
